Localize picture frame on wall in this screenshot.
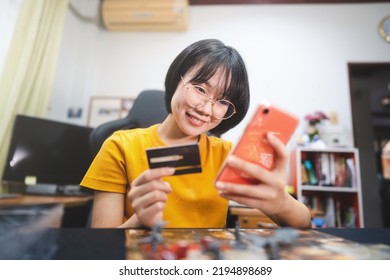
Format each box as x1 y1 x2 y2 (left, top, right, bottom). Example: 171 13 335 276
88 96 134 128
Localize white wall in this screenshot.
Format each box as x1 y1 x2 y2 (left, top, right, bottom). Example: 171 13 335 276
0 0 22 78
48 1 390 146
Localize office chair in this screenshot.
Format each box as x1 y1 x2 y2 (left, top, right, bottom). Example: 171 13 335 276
89 90 168 157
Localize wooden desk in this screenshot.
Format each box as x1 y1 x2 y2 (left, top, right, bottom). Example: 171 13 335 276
0 194 93 208
0 195 94 228
229 206 277 228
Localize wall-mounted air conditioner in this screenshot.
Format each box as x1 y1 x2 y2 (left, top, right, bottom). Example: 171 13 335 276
101 0 189 32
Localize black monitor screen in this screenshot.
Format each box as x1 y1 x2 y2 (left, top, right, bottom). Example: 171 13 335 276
2 115 93 186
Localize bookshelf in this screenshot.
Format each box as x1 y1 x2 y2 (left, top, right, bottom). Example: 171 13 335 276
291 147 364 228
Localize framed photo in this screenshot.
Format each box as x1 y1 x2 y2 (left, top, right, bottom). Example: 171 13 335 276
88 96 135 128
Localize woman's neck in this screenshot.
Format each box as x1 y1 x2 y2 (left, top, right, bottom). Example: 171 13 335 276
158 115 199 145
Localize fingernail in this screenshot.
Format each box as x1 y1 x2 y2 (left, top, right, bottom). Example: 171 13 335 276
267 132 280 141
227 155 237 163
215 181 225 189
267 132 276 140
166 167 176 173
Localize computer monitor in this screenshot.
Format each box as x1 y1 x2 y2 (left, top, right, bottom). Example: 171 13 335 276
2 115 94 193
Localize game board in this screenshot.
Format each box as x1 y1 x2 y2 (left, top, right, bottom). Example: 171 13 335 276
125 224 390 260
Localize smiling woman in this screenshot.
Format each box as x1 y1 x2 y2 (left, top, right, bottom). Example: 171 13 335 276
80 39 312 230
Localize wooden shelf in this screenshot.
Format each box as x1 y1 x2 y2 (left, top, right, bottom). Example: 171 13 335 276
292 147 364 228
301 186 358 193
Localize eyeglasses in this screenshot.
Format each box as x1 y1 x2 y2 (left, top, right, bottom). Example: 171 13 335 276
181 77 236 120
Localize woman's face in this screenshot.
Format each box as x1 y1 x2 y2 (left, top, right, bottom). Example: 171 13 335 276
170 69 227 138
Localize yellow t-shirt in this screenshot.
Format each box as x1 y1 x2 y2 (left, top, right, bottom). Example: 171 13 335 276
80 124 232 228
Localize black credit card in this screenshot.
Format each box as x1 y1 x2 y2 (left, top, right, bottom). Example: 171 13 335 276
146 143 202 176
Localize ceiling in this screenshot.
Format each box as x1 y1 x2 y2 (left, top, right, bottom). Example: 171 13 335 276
189 0 390 4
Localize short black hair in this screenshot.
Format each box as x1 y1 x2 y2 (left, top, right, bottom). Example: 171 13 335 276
164 39 250 136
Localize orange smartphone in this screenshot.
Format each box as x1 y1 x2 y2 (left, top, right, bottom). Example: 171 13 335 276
215 102 299 185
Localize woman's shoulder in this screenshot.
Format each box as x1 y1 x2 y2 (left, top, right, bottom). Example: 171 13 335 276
204 134 233 150
112 125 158 139
105 125 160 148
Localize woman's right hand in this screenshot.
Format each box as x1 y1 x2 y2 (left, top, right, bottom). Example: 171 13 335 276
128 167 175 228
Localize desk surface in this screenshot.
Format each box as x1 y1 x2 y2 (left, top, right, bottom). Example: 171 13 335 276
47 228 390 260
0 194 93 208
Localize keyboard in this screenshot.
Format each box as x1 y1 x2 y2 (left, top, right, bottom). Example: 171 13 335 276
0 193 22 199
25 184 93 197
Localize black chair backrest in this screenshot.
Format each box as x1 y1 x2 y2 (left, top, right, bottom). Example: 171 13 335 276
89 90 168 157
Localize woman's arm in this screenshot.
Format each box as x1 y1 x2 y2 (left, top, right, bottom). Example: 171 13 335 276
266 191 312 228
91 191 132 228
91 191 143 228
91 167 175 228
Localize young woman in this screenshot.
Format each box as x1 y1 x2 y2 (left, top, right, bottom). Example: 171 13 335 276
81 39 311 229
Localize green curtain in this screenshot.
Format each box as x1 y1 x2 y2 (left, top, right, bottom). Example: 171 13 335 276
0 0 68 192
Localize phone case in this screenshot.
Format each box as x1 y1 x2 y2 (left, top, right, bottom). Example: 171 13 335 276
216 102 299 184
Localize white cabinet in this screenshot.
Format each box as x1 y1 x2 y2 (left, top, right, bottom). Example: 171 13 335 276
291 147 364 228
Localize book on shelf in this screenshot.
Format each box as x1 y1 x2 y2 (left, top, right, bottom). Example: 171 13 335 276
344 207 357 228
345 158 357 188
308 195 357 228
301 153 356 187
324 195 336 227
329 153 336 186
310 195 323 213
303 159 318 185
301 163 308 184
296 148 362 227
320 153 331 186
314 153 324 185
334 155 347 187
336 200 342 227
